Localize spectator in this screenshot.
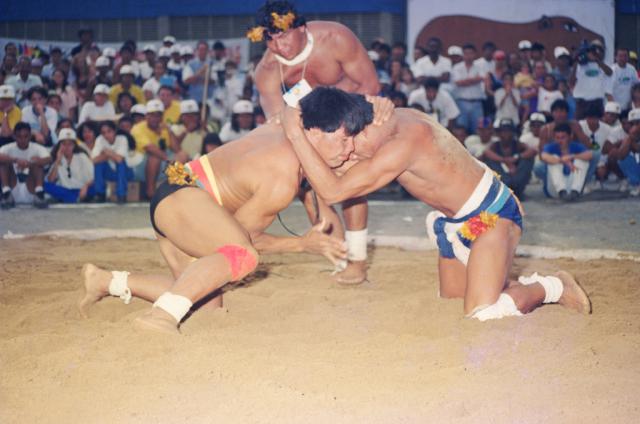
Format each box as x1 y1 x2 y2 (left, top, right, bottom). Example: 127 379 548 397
4 42 18 58
557 79 577 120
530 42 552 72
78 84 116 123
254 106 266 126
139 44 157 81
202 132 223 155
21 86 58 147
49 69 78 122
170 99 205 159
113 44 140 83
411 37 452 84
514 62 535 120
474 41 497 77
158 85 181 125
451 124 468 144
570 40 612 119
92 121 134 203
447 46 463 66
408 77 459 128
537 74 563 115
603 101 621 129
520 112 546 152
602 108 630 191
518 40 532 65
614 108 640 196
483 50 509 118
211 40 228 81
0 122 51 208
609 48 638 110
6 57 43 107
42 47 63 80
116 92 137 116
109 65 144 106
92 56 113 87
413 45 426 64
483 118 535 198
70 28 94 57
130 104 146 125
44 128 94 203
142 61 168 100
46 93 63 120
180 45 195 65
219 100 255 143
540 122 592 200
162 35 176 49
494 72 521 125
0 85 21 146
182 41 216 102
631 83 640 110
396 66 417 97
579 103 611 192
464 117 495 159
452 43 485 134
77 121 100 155
375 43 391 72
2 54 17 75
391 42 408 65
218 60 246 117
102 48 117 67
551 47 572 83
167 45 184 76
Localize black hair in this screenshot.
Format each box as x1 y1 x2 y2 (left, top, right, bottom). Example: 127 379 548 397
482 41 496 50
253 105 265 117
116 91 137 113
100 120 117 132
554 122 571 135
462 43 476 51
584 102 603 118
389 90 407 106
202 133 223 155
28 85 48 100
213 41 225 50
4 42 16 52
409 103 425 112
77 121 99 141
531 42 545 52
550 99 569 112
14 122 31 133
423 77 440 90
119 45 134 55
56 118 74 132
51 68 69 90
378 44 391 54
619 109 630 121
299 87 374 136
255 1 306 39
231 111 256 133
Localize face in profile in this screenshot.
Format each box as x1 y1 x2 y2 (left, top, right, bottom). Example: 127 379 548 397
306 126 355 168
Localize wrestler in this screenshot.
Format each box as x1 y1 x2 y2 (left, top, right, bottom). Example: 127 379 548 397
250 1 380 284
78 97 378 334
283 87 592 321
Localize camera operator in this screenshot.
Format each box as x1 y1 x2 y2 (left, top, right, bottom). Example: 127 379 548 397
570 40 612 120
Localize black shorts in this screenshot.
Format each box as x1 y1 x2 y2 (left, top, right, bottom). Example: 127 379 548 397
149 181 192 237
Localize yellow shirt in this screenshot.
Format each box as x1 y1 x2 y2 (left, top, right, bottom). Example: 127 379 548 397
163 100 181 126
131 121 170 154
109 84 146 107
0 106 22 131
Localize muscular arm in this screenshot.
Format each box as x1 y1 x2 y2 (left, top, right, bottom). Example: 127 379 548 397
255 60 286 119
332 26 380 95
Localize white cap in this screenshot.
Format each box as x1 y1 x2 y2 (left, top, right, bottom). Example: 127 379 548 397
0 84 16 99
143 44 157 53
447 45 463 56
103 47 116 58
58 128 77 141
146 99 165 113
119 64 134 75
518 40 532 50
158 47 171 58
93 84 110 95
629 108 640 122
163 35 176 44
604 101 621 114
529 112 546 124
367 51 379 61
232 100 254 114
170 44 181 55
180 45 194 56
554 46 570 59
131 104 147 115
96 56 110 67
180 99 199 114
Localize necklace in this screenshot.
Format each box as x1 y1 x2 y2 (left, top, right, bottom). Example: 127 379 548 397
274 31 314 67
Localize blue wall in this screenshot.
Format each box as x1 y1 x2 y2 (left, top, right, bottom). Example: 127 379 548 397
1 0 406 21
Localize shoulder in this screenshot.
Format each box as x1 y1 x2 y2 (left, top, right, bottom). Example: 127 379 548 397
0 142 16 153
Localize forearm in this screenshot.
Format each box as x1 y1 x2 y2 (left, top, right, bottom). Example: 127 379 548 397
598 61 612 76
145 145 168 160
574 151 593 161
250 232 304 254
483 149 505 163
541 153 560 164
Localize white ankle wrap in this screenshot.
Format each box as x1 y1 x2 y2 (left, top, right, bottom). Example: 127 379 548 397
518 272 563 304
108 271 132 304
345 229 368 261
153 292 193 323
469 293 522 321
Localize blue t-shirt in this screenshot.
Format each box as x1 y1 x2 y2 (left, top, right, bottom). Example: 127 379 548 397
544 141 587 175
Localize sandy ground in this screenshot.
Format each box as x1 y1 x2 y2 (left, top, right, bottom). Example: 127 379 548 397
1 237 640 423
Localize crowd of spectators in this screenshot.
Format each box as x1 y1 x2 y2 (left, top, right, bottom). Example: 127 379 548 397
0 28 639 209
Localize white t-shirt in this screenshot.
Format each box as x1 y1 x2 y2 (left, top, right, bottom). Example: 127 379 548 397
474 57 496 76
464 135 494 158
452 62 485 100
218 122 250 143
519 132 540 151
20 106 59 137
608 63 639 110
139 61 153 81
50 153 94 189
572 62 611 100
579 119 611 165
537 88 564 113
494 88 521 124
607 126 627 145
407 87 459 126
92 134 130 170
0 141 50 161
411 55 452 79
78 101 116 123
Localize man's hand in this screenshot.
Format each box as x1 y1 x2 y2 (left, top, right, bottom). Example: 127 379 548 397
301 219 348 266
366 95 394 126
15 158 29 170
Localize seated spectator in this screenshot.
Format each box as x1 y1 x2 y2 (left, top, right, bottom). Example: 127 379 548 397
494 72 521 125
130 104 146 125
77 121 100 155
44 128 94 203
540 123 593 200
537 74 563 116
464 117 495 159
142 61 168 100
520 112 546 151
116 92 137 117
579 103 611 191
92 56 113 87
452 43 485 134
388 91 407 108
49 69 78 122
603 101 622 129
0 85 21 146
202 132 223 155
219 100 255 143
92 121 134 203
21 86 58 147
78 84 116 123
6 57 43 107
170 99 205 159
396 66 417 97
602 109 631 192
109 65 145 106
158 85 181 125
482 118 535 198
46 93 63 121
0 122 51 208
56 118 74 132
530 42 553 73
408 77 459 128
613 108 640 196
117 115 145 173
254 106 266 127
450 124 468 144
630 83 640 111
138 44 157 81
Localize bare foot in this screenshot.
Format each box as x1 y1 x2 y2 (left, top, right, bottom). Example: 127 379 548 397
556 271 592 314
335 260 367 285
134 308 181 335
78 263 112 318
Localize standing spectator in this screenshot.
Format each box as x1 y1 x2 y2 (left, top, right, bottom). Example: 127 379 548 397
551 46 572 83
218 60 246 118
537 74 564 115
570 41 612 119
579 104 612 191
21 87 58 147
483 118 535 198
518 40 532 64
609 48 638 111
44 128 94 203
70 29 94 57
474 41 497 77
167 45 184 76
452 44 485 134
0 85 21 146
494 72 521 125
408 77 459 128
219 100 255 143
0 122 51 208
614 108 640 196
464 117 495 159
411 37 452 84
540 123 593 200
182 41 216 102
50 69 78 122
6 57 43 108
109 65 144 106
78 84 115 123
92 121 134 203
2 54 18 75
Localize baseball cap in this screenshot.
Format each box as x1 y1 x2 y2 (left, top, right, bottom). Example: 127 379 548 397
131 104 146 116
146 99 165 113
163 35 176 44
180 99 199 114
158 47 171 58
180 45 194 56
58 128 77 141
529 112 546 124
518 40 532 50
629 108 640 122
170 44 181 55
447 45 463 56
232 100 254 114
119 64 134 75
630 51 638 60
604 101 621 114
497 118 515 130
93 84 110 95
96 56 110 67
0 84 16 99
554 46 570 59
102 47 116 58
143 44 156 53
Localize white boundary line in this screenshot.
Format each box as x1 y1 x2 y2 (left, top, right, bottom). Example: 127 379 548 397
3 228 639 262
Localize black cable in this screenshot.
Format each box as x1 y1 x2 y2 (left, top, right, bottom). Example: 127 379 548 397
277 188 320 237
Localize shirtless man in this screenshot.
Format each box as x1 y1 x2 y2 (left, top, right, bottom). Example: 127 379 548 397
283 87 592 321
250 1 380 284
78 97 383 334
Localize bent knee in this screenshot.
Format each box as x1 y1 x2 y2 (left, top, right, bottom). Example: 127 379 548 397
217 244 259 281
